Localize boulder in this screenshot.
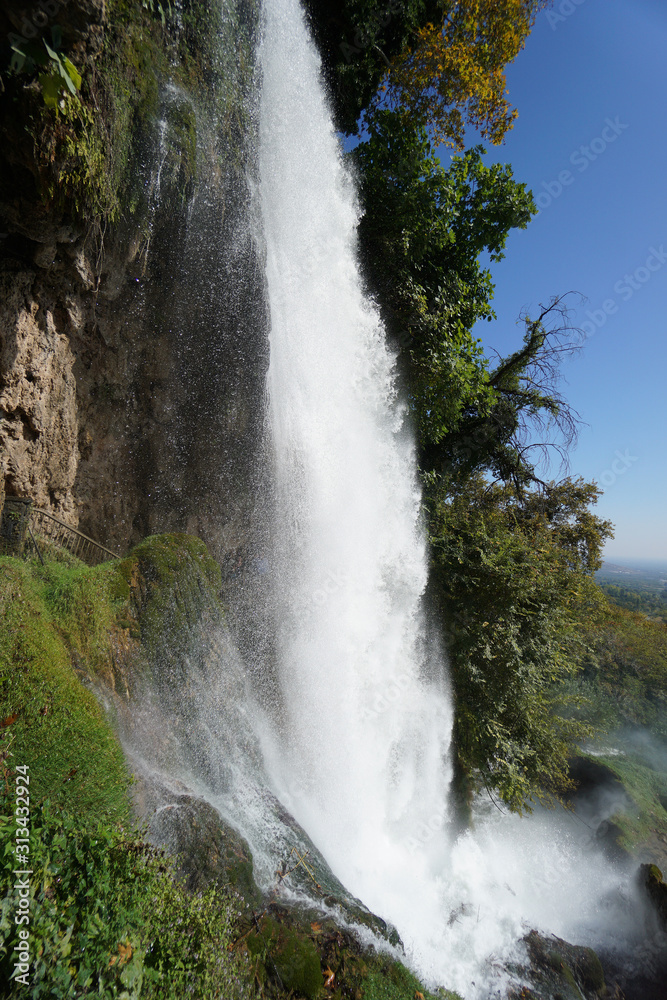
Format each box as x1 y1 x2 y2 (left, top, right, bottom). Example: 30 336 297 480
639 863 667 928
509 930 606 1000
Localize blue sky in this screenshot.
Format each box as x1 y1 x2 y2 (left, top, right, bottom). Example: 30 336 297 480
456 0 667 560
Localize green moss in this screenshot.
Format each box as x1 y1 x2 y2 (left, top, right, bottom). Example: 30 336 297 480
363 961 450 999
247 915 322 999
240 908 461 1000
30 94 113 220
0 557 129 825
116 533 222 661
576 947 605 994
587 751 667 852
522 932 605 1000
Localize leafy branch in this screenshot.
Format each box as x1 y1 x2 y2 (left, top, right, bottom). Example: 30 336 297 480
10 35 81 109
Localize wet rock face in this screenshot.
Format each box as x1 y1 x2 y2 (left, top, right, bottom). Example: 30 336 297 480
0 271 78 519
510 930 606 1000
0 0 268 560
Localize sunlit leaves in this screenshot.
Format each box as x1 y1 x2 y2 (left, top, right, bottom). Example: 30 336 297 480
353 109 535 454
429 475 613 811
379 1 551 147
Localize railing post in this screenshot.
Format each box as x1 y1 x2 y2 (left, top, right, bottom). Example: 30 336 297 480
0 497 33 557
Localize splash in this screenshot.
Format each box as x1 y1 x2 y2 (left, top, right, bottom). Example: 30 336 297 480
255 0 651 996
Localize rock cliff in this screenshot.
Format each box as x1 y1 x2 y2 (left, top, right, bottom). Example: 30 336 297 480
0 0 268 560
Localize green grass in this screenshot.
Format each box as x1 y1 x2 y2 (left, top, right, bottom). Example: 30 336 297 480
0 555 129 826
590 751 667 851
363 963 459 1000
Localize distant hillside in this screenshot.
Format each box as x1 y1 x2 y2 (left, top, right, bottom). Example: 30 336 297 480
601 562 642 576
597 561 667 623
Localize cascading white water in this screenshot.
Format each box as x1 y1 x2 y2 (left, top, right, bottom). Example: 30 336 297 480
258 0 455 921
259 0 452 881
256 1 650 996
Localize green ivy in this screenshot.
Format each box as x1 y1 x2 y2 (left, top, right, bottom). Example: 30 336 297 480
0 800 249 999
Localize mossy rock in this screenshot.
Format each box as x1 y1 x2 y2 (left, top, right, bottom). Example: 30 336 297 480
247 914 322 999
639 862 667 928
0 556 129 825
146 791 261 907
114 532 223 672
518 930 606 999
239 904 459 1000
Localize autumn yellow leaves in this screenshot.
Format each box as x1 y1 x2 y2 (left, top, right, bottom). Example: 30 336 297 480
377 1 551 147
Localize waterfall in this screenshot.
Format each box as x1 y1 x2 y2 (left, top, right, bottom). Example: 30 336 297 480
258 0 453 904
254 1 648 996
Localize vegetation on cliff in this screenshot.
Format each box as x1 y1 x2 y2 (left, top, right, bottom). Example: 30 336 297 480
1 539 450 999
0 0 255 232
0 798 248 999
341 0 666 817
0 552 129 823
0 540 246 998
428 477 612 810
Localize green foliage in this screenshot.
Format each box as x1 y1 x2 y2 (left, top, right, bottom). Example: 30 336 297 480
0 800 248 999
0 557 129 826
573 597 667 738
353 111 588 494
354 110 536 461
9 32 82 109
428 476 613 810
598 581 667 624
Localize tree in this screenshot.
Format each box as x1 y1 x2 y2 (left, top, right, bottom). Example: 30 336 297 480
425 296 586 490
381 0 552 147
353 109 536 459
354 111 585 492
428 475 613 811
304 0 445 132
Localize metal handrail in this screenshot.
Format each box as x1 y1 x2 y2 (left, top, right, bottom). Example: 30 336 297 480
28 508 120 566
